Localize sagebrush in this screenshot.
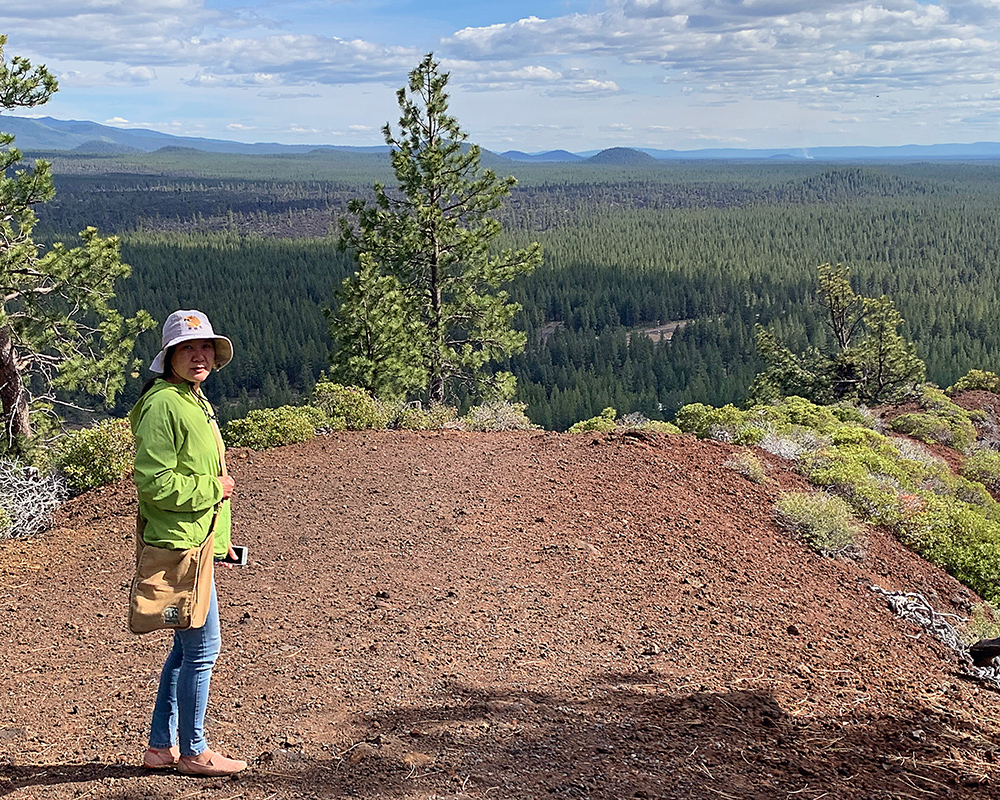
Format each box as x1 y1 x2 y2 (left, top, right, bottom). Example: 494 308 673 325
774 491 862 557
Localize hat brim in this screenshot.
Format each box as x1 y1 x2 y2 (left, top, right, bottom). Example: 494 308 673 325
150 335 234 373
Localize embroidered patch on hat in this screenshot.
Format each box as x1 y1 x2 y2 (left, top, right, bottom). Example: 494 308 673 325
183 315 203 330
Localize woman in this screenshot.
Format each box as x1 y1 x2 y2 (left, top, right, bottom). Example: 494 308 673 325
129 309 247 777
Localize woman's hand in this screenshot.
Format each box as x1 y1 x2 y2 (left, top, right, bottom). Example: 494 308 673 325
220 544 240 570
219 475 235 499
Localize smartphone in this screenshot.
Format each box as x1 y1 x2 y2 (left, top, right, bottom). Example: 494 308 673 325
220 545 248 566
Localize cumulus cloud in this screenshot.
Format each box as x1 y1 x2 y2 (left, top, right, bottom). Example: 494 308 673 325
106 66 158 85
187 35 419 84
5 2 418 86
441 0 1000 109
7 0 1000 148
565 79 622 94
22 0 998 108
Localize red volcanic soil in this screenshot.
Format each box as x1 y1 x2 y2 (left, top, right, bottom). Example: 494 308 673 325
3 424 1000 799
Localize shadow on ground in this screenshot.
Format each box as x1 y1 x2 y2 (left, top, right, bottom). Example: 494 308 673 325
234 671 997 799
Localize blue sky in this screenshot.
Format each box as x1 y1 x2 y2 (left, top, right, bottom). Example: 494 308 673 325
3 0 1000 152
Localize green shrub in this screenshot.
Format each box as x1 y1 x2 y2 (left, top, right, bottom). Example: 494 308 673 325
831 425 883 448
569 407 618 433
898 493 1000 601
889 386 978 452
964 450 1000 493
675 389 1000 599
948 369 1000 395
830 404 875 427
618 412 682 434
222 406 327 450
950 475 994 508
724 451 769 484
774 491 862 557
50 419 135 494
889 412 949 444
311 382 388 430
797 430 957 528
804 454 905 526
778 396 853 432
390 401 458 430
673 403 744 439
640 420 683 434
891 412 976 452
676 397 862 445
964 602 1000 643
464 402 536 432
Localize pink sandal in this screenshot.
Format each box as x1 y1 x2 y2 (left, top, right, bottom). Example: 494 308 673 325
143 746 180 769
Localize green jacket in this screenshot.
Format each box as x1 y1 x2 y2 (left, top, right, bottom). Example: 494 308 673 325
129 379 231 557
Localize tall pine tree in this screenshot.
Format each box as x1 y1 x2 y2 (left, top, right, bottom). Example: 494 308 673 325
752 263 925 405
333 54 542 403
326 252 427 399
0 35 154 457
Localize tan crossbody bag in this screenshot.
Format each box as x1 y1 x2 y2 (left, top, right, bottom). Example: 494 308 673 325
127 416 228 634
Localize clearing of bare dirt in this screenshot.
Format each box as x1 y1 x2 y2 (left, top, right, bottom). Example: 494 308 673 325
4 426 1000 800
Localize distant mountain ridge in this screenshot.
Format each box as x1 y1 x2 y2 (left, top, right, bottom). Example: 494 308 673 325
0 115 389 155
5 115 1000 162
500 149 583 162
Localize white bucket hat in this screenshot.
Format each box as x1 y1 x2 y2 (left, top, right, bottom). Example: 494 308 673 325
150 309 234 373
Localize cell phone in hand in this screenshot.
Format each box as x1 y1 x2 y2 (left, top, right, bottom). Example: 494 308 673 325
221 545 248 566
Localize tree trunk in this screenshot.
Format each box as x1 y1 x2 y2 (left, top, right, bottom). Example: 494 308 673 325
0 325 31 455
428 231 445 404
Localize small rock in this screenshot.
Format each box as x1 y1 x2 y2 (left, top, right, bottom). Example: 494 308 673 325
403 752 433 768
787 624 801 636
349 743 377 764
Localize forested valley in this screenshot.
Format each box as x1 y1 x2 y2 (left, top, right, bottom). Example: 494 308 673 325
31 150 1000 430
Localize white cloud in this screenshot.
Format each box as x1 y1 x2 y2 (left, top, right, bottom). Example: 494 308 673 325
107 66 158 85
257 90 322 100
6 0 1000 150
565 79 622 94
441 0 1000 109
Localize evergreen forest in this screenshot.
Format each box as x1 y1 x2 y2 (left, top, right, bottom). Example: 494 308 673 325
28 150 1000 429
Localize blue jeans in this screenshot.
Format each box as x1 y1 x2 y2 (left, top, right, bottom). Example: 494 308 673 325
148 581 221 756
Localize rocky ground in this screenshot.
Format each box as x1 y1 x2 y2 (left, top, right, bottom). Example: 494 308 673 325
4 419 1000 799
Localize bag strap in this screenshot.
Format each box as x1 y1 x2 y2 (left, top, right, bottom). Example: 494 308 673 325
193 387 227 480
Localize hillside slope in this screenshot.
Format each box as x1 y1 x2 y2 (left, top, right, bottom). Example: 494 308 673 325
2 430 1000 799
